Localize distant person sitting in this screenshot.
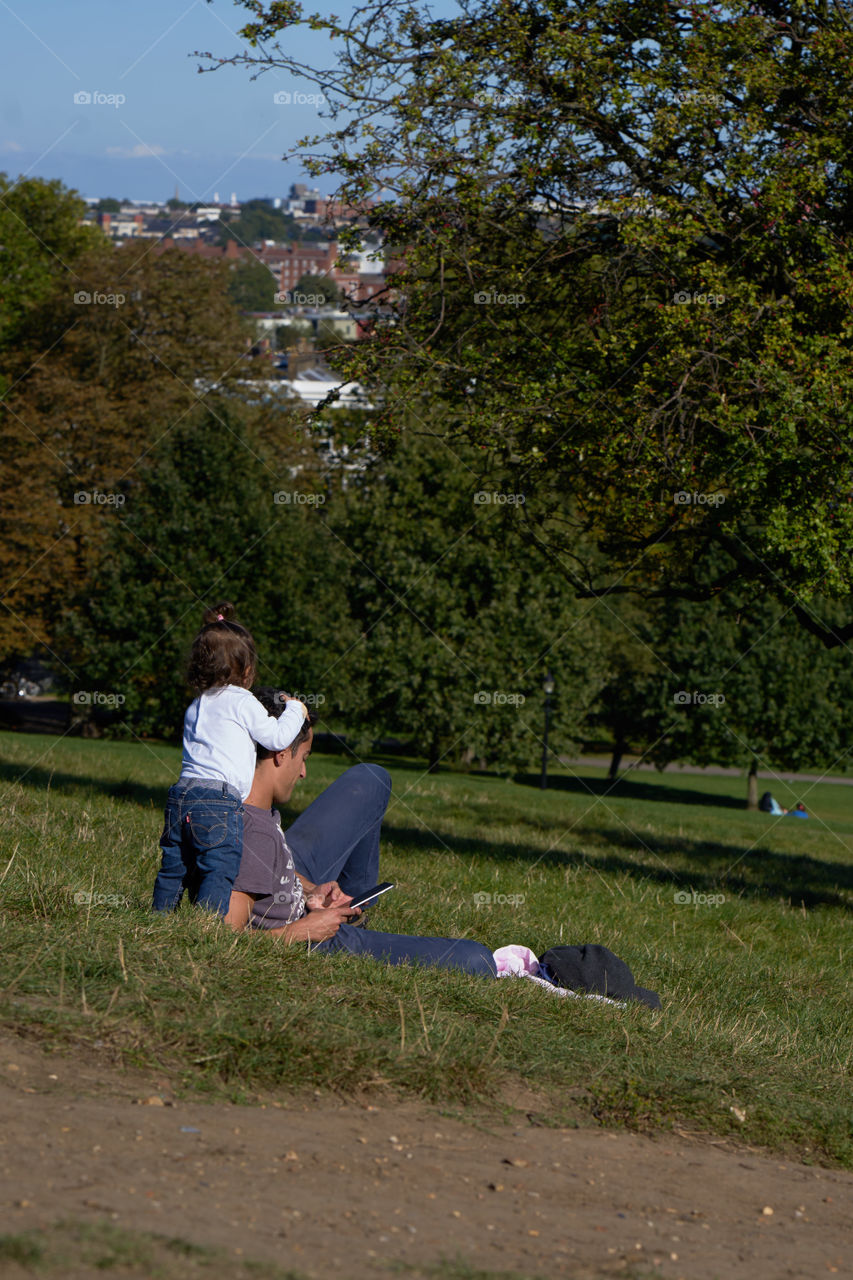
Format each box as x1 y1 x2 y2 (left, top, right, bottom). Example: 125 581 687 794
759 792 809 819
786 802 809 819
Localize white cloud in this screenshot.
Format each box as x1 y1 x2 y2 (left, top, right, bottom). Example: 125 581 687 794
105 143 167 159
1 141 24 153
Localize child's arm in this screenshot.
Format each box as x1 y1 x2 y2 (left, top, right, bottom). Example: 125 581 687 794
240 692 308 751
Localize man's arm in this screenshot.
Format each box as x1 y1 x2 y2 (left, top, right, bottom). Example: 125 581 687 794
296 872 353 910
224 889 356 942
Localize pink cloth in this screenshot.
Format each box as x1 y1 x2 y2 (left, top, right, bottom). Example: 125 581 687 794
493 944 540 977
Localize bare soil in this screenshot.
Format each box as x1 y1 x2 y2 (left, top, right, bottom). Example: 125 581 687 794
1 1031 849 1279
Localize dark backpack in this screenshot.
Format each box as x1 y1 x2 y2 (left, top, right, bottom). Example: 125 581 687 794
538 944 661 1009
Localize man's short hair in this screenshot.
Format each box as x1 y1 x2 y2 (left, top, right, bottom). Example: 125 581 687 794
252 686 318 760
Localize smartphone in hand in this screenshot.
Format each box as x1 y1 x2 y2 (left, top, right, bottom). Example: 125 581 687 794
347 882 394 910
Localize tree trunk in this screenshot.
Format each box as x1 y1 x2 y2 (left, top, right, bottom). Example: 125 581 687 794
608 733 626 781
427 733 441 774
746 756 758 810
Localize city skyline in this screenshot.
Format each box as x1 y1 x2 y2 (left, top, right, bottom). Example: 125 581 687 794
0 0 338 202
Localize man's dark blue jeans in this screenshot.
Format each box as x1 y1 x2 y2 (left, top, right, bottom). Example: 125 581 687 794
285 764 496 978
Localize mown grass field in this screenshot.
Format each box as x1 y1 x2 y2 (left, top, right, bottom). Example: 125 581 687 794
1 730 850 1168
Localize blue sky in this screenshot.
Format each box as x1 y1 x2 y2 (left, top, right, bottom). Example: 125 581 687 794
0 0 344 202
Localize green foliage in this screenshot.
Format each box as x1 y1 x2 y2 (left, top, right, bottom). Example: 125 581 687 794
226 254 279 311
211 2 853 640
217 199 298 248
58 400 353 738
646 593 853 773
333 431 608 769
0 172 98 371
293 273 341 306
588 585 853 789
0 231 252 658
275 321 312 349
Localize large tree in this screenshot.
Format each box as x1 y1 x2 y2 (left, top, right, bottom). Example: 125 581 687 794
0 174 99 386
331 428 609 771
588 587 853 803
59 399 354 739
202 0 853 644
0 222 253 657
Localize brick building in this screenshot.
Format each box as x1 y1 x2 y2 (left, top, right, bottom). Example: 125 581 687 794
277 242 361 299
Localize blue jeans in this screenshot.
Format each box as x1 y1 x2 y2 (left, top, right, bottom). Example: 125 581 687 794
285 764 496 979
319 923 497 976
153 779 243 915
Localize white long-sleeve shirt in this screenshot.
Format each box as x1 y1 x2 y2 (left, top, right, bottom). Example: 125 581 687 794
179 686 306 801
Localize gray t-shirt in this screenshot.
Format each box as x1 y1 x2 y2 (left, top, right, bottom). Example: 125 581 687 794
233 803 306 929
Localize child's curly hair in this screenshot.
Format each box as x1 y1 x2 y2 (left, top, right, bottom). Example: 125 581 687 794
187 602 257 694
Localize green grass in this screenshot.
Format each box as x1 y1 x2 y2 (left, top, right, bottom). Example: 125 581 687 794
0 1221 307 1278
0 1221 650 1280
1 731 850 1168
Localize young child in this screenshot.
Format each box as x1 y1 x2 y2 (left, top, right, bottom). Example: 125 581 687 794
152 602 307 914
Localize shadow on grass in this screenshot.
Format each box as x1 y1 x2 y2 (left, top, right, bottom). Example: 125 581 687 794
381 820 853 911
370 757 751 812
514 770 747 810
0 761 161 809
0 751 746 814
3 758 849 910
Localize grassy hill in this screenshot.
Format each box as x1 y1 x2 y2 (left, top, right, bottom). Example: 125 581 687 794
1 731 849 1167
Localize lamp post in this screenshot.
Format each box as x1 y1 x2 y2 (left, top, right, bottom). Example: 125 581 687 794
540 670 555 790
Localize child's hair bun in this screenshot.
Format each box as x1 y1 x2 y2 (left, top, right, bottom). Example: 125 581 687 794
203 601 236 626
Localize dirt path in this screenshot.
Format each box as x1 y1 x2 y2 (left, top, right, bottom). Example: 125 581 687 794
1 1031 849 1279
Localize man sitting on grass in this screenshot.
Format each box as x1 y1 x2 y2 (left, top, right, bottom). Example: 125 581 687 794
223 688 496 977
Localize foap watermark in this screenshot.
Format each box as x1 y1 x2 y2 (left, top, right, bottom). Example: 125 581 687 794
673 290 725 306
474 691 526 706
673 889 725 907
73 490 125 507
274 690 326 708
276 290 326 306
673 690 725 707
74 891 128 906
273 90 326 107
673 490 725 507
74 291 126 307
676 90 723 108
73 90 126 108
473 891 526 909
473 90 526 108
72 691 126 708
273 491 326 506
473 291 526 306
474 491 525 505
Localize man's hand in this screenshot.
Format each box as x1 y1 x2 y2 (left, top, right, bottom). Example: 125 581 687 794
305 881 352 910
285 904 360 942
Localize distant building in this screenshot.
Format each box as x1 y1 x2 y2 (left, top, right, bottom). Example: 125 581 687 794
150 237 249 263
277 241 361 298
96 211 144 239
